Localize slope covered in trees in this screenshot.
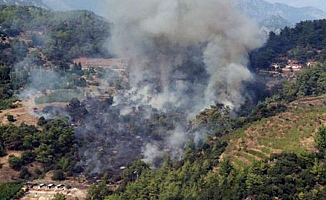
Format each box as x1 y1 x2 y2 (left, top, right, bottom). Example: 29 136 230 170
102 42 326 199
0 5 110 109
0 5 110 66
2 4 326 200
103 65 326 199
251 19 326 69
0 118 78 181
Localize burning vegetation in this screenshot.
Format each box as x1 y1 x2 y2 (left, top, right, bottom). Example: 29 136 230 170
1 0 265 180
4 0 326 199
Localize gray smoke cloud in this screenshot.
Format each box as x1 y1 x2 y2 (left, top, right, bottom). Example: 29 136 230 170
104 0 264 163
108 0 263 111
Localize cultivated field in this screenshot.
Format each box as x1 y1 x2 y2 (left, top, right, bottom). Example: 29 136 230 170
220 95 326 169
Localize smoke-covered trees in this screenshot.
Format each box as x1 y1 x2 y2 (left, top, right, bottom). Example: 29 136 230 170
121 160 149 182
106 141 228 199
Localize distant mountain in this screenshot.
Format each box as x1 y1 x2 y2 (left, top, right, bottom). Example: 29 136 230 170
0 0 48 9
42 0 106 12
235 0 326 33
6 0 324 35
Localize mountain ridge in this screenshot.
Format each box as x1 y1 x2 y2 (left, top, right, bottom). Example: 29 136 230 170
236 0 326 22
0 0 48 9
235 0 326 33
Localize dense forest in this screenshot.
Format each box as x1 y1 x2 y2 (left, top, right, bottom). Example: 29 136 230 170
250 19 326 69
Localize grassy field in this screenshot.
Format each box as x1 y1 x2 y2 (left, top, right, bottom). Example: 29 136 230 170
220 96 326 170
35 90 83 104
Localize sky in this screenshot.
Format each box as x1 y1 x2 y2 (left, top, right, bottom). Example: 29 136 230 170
42 0 326 14
267 0 326 12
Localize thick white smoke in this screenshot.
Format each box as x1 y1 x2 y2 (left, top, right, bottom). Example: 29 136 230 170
104 0 265 164
107 0 264 112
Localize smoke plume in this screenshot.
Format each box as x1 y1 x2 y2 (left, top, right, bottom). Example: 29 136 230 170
108 0 263 112
100 0 264 164
76 0 265 173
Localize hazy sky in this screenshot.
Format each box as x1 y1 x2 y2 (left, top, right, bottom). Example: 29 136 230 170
42 0 326 14
267 0 326 11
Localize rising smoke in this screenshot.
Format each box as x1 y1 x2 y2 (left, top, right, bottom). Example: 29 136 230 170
101 0 264 164
33 0 265 174
108 0 264 112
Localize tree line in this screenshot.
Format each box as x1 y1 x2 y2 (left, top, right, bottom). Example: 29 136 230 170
250 19 326 69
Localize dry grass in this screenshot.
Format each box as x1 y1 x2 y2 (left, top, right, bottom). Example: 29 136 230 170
0 151 21 183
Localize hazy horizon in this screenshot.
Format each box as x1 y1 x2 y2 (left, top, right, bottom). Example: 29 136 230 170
43 0 326 13
266 0 326 12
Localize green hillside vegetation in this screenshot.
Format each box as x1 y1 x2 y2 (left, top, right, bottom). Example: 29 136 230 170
0 5 110 109
221 95 326 170
0 5 110 65
34 90 84 104
0 118 78 179
104 90 326 199
0 182 23 199
103 24 326 199
2 4 326 199
106 130 326 200
280 63 326 101
251 19 326 69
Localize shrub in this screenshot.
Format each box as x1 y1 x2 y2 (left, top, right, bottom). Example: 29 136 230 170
52 170 66 181
8 155 22 171
7 115 16 122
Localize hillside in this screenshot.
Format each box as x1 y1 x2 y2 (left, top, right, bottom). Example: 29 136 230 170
0 5 110 66
235 0 326 32
250 19 326 70
0 0 48 8
105 80 326 200
2 2 326 200
103 39 326 199
0 5 111 110
221 95 326 169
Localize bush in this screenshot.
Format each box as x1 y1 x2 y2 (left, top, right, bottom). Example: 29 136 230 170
52 170 66 181
52 193 67 200
21 151 36 165
0 140 5 157
37 116 47 126
19 166 31 179
8 155 22 171
7 115 15 122
316 126 326 153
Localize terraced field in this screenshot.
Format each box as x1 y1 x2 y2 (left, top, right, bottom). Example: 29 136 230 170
220 95 326 169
